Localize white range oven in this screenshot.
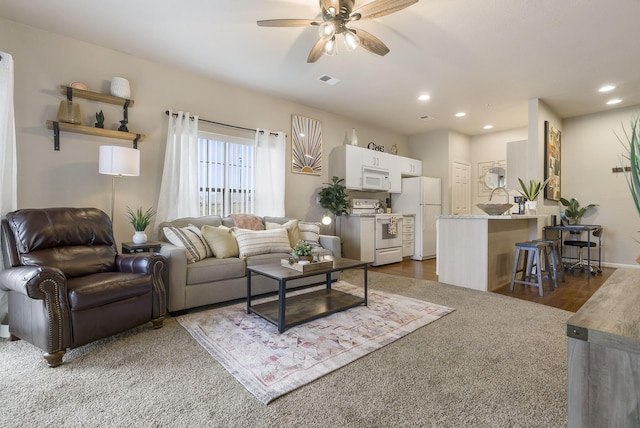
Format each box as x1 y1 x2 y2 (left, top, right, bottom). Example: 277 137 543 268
350 199 403 266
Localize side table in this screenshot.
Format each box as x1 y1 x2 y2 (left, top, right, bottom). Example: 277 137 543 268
121 241 162 254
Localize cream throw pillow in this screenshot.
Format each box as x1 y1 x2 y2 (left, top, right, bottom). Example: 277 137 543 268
163 224 212 264
265 219 302 248
201 225 239 259
233 228 292 258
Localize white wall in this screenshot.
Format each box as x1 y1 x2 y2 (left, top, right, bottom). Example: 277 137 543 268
563 105 640 266
0 17 408 244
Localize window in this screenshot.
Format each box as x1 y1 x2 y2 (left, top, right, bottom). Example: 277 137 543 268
198 132 255 216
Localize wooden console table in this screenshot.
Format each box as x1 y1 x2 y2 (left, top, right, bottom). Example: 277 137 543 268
566 268 640 427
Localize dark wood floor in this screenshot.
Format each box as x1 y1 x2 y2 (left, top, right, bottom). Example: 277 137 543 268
369 258 615 312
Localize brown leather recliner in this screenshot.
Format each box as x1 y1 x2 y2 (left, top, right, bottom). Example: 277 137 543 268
0 207 167 367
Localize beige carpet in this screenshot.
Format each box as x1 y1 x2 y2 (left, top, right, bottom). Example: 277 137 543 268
0 271 571 427
177 281 454 404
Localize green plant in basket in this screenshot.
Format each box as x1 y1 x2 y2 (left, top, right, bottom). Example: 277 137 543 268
126 206 156 231
292 240 312 257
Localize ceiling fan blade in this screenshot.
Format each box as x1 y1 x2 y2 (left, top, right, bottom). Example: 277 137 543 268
352 27 390 56
257 19 317 27
354 0 418 20
307 38 326 63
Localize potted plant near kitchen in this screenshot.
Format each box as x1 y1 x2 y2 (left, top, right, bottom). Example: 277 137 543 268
517 177 550 213
318 176 349 217
126 206 156 244
292 240 313 262
559 198 598 225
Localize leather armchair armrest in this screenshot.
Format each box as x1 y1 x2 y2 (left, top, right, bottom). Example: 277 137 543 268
0 265 67 299
0 266 71 353
115 254 168 318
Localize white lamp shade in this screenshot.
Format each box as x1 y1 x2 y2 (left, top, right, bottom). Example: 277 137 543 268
99 145 140 176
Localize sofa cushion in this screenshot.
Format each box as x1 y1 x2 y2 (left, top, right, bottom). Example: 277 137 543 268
201 225 239 259
265 219 302 248
299 221 322 248
163 225 212 264
186 257 246 285
229 213 263 231
233 228 292 258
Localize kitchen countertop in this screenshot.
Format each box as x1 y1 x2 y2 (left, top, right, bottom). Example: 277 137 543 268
438 214 547 219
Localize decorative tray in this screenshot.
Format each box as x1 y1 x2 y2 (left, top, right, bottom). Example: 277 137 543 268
280 259 333 272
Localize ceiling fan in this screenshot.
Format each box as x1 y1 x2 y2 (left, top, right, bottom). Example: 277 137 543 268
257 0 419 63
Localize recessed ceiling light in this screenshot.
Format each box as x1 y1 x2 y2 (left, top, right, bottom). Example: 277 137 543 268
598 85 616 92
483 125 493 130
455 112 466 117
607 98 622 105
418 94 430 101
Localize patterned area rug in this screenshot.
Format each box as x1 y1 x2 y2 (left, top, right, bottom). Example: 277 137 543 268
177 281 454 404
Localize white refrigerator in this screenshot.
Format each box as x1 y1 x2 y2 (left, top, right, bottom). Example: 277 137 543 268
392 177 442 260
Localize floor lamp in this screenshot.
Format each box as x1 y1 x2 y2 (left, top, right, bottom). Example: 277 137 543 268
98 145 140 222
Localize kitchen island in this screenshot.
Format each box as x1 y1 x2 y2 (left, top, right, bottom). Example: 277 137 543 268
436 215 546 291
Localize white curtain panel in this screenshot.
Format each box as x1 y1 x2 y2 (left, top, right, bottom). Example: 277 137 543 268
155 110 200 226
254 129 285 216
0 51 17 336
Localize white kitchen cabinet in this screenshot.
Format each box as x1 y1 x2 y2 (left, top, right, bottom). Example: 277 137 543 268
329 145 417 193
402 215 415 257
400 156 423 177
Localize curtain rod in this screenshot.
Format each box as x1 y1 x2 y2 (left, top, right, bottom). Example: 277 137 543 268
164 110 282 137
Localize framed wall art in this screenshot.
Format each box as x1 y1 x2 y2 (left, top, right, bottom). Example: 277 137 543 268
544 120 561 201
291 114 322 175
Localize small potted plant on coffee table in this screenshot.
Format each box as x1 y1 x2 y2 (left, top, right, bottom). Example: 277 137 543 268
292 240 313 262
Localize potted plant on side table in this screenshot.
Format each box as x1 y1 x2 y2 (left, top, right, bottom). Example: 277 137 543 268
126 206 156 244
559 198 598 225
517 177 550 214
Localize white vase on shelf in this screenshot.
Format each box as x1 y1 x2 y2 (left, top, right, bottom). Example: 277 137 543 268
110 77 131 99
350 128 358 146
132 231 148 244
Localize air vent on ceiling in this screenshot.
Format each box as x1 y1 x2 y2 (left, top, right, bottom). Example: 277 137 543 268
419 115 436 121
317 74 340 86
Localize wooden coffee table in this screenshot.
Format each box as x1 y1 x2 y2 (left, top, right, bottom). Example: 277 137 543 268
246 258 368 333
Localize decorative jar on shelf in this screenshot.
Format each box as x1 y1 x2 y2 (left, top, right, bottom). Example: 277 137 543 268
110 77 131 99
350 128 358 146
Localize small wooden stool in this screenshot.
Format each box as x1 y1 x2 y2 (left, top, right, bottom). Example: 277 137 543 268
509 241 555 296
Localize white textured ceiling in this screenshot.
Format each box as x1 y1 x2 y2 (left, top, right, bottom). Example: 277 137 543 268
2 0 639 136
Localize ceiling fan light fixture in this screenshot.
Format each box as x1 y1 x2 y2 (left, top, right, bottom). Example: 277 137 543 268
323 36 337 56
343 29 360 51
318 21 336 40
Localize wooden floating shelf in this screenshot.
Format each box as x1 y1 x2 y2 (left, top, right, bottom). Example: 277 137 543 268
59 85 135 107
46 121 144 151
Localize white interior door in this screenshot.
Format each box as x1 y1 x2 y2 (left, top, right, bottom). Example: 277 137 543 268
452 161 470 215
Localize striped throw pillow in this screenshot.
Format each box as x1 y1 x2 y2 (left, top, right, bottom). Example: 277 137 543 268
299 221 321 248
163 224 212 264
233 228 292 258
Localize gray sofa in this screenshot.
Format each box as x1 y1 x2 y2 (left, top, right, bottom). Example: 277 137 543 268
157 215 341 313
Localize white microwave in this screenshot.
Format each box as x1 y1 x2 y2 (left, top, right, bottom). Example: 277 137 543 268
362 166 391 191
